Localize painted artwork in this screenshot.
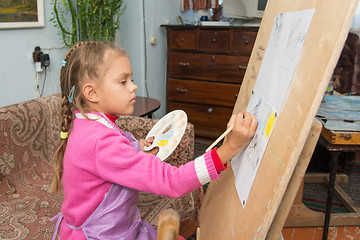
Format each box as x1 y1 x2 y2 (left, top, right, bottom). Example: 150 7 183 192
231 9 316 207
0 0 44 29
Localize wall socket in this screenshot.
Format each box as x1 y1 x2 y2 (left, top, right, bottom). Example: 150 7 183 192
32 46 50 72
33 46 43 72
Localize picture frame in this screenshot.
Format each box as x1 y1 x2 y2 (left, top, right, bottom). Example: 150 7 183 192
0 0 44 29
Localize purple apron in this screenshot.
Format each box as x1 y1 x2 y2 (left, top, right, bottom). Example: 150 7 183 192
51 184 156 240
51 112 157 239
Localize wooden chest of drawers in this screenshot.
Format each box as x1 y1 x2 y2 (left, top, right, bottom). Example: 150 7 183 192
164 25 258 139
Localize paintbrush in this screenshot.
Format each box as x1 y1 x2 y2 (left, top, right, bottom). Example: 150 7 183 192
205 103 258 153
205 124 234 152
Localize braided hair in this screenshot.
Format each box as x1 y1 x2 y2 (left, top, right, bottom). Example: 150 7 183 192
52 41 128 192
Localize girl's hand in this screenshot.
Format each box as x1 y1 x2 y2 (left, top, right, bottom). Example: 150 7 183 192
216 112 258 164
139 137 159 155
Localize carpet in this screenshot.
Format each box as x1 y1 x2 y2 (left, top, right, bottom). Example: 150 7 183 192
303 162 360 213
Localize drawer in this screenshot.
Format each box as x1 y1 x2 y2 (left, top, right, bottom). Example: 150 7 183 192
169 30 196 50
168 102 233 138
199 30 229 52
168 52 248 83
167 78 240 107
230 31 257 55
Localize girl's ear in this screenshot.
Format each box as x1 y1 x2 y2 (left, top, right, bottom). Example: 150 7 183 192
82 83 100 103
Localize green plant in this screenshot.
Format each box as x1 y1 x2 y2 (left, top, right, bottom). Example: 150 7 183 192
51 0 126 47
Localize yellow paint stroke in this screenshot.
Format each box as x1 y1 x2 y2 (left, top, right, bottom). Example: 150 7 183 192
157 140 168 147
265 111 276 139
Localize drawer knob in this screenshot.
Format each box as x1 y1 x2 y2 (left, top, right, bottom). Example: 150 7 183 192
238 65 247 70
234 93 238 98
180 37 184 42
179 62 190 67
212 38 217 43
244 40 249 45
207 108 213 114
176 88 187 93
212 56 216 61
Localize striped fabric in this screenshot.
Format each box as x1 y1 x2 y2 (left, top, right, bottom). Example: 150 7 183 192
181 0 219 11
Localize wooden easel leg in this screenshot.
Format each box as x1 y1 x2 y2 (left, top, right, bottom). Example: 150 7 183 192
196 227 200 240
157 209 180 240
267 119 322 239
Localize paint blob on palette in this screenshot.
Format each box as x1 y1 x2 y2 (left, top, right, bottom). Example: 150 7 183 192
143 110 187 161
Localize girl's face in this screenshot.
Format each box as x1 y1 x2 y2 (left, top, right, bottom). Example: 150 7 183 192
96 54 138 115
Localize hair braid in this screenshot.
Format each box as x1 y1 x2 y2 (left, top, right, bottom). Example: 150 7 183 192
52 96 74 192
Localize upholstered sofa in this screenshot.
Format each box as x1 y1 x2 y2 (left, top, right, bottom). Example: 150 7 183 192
0 94 200 239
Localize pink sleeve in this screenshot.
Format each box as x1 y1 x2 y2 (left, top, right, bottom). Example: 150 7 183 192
94 131 220 198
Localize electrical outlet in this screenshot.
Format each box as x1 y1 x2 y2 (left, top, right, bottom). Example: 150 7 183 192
40 54 50 68
33 46 42 63
33 46 43 72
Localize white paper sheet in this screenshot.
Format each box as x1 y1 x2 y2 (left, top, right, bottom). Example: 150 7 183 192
231 9 315 207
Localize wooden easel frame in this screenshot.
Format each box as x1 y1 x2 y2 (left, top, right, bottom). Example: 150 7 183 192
267 118 322 239
198 0 359 239
194 118 322 240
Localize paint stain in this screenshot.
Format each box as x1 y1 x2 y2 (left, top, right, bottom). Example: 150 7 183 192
265 111 276 139
157 140 168 147
159 130 173 141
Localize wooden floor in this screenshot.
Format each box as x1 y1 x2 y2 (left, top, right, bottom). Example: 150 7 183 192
282 226 360 240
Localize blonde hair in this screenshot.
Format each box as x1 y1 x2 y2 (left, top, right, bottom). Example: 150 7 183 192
52 41 128 192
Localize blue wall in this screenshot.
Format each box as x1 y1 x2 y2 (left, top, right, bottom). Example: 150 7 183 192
0 0 196 118
0 1 67 107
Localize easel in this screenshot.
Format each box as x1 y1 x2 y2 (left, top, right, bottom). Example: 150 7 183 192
197 0 359 239
157 118 322 239
157 209 180 240
284 96 360 239
266 118 322 239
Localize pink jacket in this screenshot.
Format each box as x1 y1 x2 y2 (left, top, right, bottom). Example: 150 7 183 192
59 112 221 239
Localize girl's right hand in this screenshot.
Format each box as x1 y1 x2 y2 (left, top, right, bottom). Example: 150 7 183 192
216 112 257 165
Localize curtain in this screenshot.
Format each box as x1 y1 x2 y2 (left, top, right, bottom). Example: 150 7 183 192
181 0 219 11
351 3 360 35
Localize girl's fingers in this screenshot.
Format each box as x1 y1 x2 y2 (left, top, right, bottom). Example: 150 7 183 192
242 112 253 129
228 114 237 129
233 113 244 127
230 112 256 135
250 114 258 133
150 147 159 155
146 137 155 146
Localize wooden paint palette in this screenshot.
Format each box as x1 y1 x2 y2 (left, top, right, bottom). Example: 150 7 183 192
144 110 187 161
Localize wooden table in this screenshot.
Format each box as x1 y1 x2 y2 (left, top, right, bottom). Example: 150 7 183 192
132 96 160 118
316 95 360 240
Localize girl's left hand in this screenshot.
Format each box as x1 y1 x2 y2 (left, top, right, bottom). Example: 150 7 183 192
139 137 159 155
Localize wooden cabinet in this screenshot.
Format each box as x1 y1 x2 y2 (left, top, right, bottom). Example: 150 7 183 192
164 25 258 139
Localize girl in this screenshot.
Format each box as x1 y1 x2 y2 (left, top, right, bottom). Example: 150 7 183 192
51 41 257 240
